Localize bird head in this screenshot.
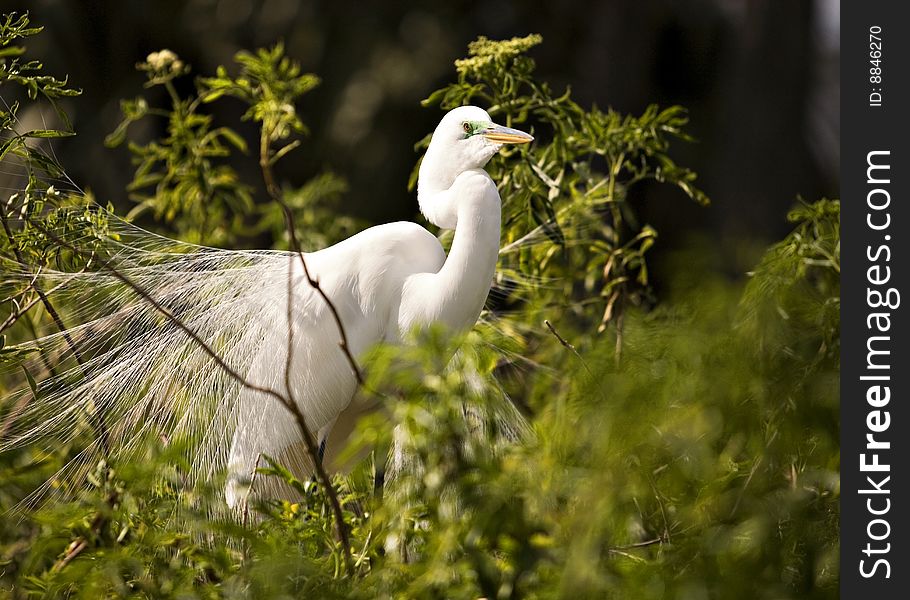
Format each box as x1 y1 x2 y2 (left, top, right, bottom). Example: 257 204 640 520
424 105 533 172
418 106 533 228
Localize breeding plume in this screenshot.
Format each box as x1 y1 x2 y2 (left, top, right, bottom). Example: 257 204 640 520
0 106 532 507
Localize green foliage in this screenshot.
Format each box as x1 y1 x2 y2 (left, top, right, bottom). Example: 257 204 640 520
0 11 113 371
1 21 838 599
3 189 115 270
0 12 81 206
199 43 320 142
740 199 840 363
0 12 80 128
105 49 254 245
256 172 360 251
420 35 709 365
105 44 355 247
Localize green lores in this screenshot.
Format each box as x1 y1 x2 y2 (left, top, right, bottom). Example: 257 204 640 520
462 119 491 138
462 120 535 144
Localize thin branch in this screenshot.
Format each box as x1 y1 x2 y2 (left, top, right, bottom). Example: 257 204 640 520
607 530 673 562
612 536 669 550
729 456 762 518
283 251 296 430
258 132 355 574
1 216 83 364
258 135 363 387
0 384 33 442
53 539 88 572
544 319 591 374
1 269 41 304
614 308 624 365
32 221 285 401
606 548 647 563
0 279 68 334
606 531 678 564
647 474 671 544
241 453 264 529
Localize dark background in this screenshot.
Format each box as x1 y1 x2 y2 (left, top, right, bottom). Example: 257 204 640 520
9 0 839 269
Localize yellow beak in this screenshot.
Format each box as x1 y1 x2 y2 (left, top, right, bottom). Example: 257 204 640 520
483 124 534 144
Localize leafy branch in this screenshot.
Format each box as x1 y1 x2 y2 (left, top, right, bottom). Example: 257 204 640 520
420 35 709 360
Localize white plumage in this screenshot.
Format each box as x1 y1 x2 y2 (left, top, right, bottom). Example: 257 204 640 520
0 106 532 508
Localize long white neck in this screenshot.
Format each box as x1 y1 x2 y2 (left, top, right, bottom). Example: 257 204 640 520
418 169 501 332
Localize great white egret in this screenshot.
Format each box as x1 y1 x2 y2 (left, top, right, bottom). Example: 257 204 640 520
224 105 532 506
0 105 532 508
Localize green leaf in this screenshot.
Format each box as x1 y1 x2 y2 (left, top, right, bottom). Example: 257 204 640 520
22 129 75 139
0 44 24 58
529 194 565 246
22 365 39 398
0 136 20 162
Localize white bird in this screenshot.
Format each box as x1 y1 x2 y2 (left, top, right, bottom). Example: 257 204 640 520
223 105 532 505
0 105 533 508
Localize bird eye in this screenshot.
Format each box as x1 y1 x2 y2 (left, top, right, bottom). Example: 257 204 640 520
462 122 471 133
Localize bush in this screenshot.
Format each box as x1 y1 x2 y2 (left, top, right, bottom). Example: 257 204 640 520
1 13 838 599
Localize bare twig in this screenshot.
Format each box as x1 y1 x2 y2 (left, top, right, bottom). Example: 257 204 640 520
0 384 33 442
606 548 647 563
614 308 624 365
730 456 762 517
33 221 285 401
241 453 264 529
647 475 671 544
0 279 69 334
607 529 673 562
1 268 41 304
608 533 670 559
1 215 86 366
53 539 88 572
544 319 591 374
611 536 669 550
258 132 355 575
258 137 364 387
